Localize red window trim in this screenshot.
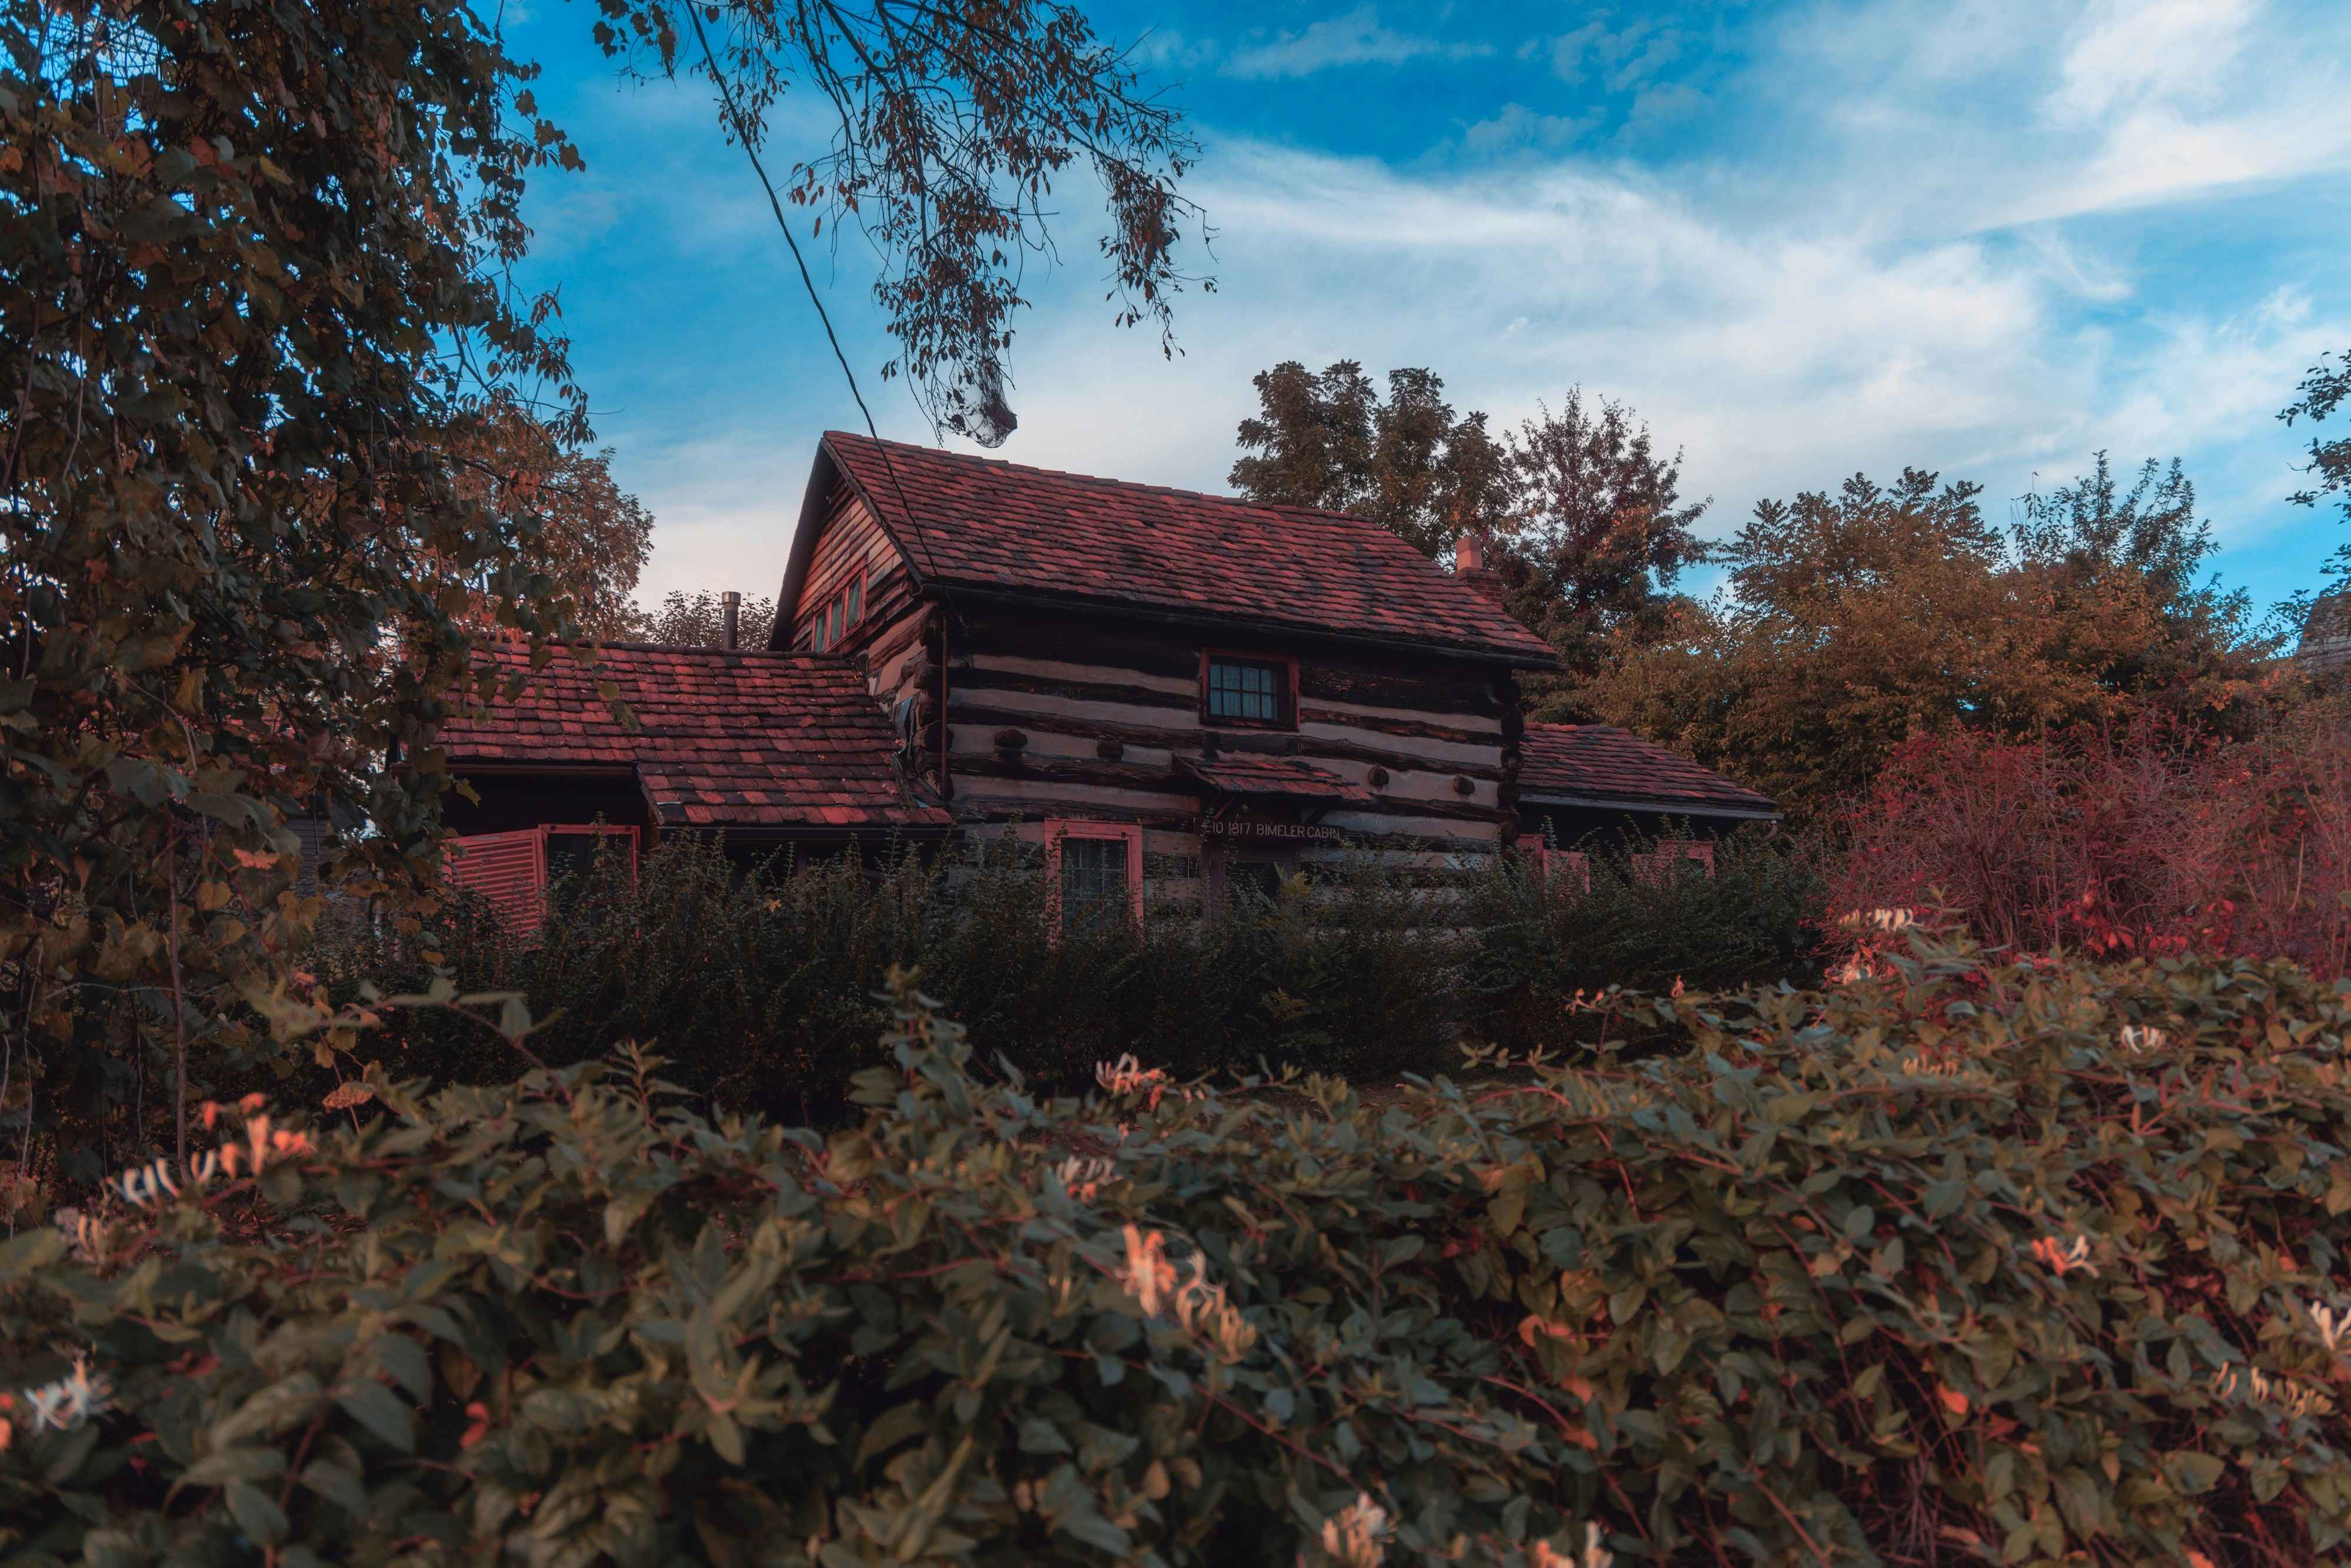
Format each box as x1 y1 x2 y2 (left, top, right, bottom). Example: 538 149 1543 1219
1529 845 1591 892
1044 819 1144 940
1632 838 1714 884
1197 649 1299 732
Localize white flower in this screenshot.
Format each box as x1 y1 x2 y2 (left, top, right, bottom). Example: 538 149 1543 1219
1319 1493 1391 1567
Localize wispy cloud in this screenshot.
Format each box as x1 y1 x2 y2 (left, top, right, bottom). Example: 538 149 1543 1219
1224 6 1493 80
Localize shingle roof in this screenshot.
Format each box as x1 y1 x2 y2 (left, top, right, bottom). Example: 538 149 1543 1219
819 432 1558 664
1519 723 1778 817
1180 753 1375 803
439 641 950 833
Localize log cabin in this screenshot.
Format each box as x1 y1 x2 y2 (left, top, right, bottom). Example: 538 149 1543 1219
771 432 1557 914
434 433 1776 925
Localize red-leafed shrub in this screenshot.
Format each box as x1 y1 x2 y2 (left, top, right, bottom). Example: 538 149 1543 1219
1824 715 2351 975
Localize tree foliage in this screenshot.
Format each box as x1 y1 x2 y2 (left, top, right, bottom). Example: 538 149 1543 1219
1228 361 1509 557
1229 364 1705 690
596 0 1210 444
11 948 2351 1564
0 1 584 1179
1586 463 2271 819
1824 711 2351 977
625 588 779 648
1493 393 1709 696
447 406 655 643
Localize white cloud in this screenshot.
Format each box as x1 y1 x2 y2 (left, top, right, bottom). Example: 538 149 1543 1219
1459 102 1598 156
2049 0 2253 122
1224 6 1492 79
598 0 2351 611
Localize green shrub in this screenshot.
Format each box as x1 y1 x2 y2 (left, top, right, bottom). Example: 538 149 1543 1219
1461 826 1824 1050
307 836 1464 1107
9 935 2351 1563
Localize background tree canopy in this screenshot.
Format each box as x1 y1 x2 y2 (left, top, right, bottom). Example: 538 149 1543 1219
1583 460 2273 818
1230 362 1705 699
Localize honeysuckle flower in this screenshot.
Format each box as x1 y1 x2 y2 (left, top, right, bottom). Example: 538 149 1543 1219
1170 1261 1258 1362
1318 1493 1391 1568
1094 1054 1175 1110
2030 1234 2097 1277
1529 1525 1613 1568
8 1357 112 1445
2309 1299 2350 1355
1117 1224 1178 1317
2118 1024 2168 1054
1052 1155 1114 1202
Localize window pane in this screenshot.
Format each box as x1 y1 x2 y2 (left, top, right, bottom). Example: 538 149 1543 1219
847 578 863 624
1207 658 1282 722
1060 836 1130 931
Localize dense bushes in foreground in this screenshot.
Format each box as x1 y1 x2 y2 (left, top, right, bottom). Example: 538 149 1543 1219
9 936 2351 1564
306 830 1818 1106
1824 715 2351 978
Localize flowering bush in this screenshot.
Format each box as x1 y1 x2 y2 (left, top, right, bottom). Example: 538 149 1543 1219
1823 717 2351 976
8 936 2351 1563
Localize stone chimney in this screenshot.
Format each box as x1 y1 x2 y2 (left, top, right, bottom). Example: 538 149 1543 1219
1452 531 1504 608
721 590 741 650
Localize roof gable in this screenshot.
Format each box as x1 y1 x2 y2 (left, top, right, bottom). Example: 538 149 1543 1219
438 641 949 833
781 433 1557 664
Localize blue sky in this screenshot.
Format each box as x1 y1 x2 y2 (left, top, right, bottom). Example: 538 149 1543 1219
502 0 2351 625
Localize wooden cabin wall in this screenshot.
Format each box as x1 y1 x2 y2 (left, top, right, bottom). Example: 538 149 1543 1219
786 489 916 655
940 604 1516 880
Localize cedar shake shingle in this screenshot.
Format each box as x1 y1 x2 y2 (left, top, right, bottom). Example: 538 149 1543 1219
1519 723 1777 817
820 433 1558 664
440 641 949 833
1180 754 1375 803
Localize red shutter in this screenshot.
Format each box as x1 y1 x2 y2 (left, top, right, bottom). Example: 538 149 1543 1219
445 827 547 936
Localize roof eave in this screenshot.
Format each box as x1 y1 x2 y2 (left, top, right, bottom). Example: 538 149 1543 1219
1518 790 1781 821
943 583 1559 670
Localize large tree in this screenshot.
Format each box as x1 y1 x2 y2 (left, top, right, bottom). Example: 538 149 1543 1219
2 0 585 1176
448 406 656 643
1228 361 1509 556
1586 463 2270 819
1230 364 1706 694
628 589 780 648
1495 392 1709 698
2 0 1207 1181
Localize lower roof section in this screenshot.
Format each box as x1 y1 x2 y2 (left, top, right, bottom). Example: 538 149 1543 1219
438 640 951 835
1518 722 1779 820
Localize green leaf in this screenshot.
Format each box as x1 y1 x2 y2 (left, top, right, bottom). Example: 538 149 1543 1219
2167 1452 2225 1496
334 1382 415 1453
225 1480 290 1544
1019 1418 1071 1455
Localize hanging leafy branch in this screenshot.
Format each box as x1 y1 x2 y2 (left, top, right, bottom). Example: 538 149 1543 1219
590 0 1211 444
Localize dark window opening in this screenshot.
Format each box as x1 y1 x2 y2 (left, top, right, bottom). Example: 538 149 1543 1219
1059 836 1133 933
1205 656 1288 725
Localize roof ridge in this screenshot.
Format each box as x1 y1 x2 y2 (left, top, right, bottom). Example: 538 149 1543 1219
493 639 848 661
823 430 1385 530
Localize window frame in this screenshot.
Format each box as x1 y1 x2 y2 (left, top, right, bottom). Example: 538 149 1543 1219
1529 845 1591 892
807 570 868 654
1044 819 1144 939
1632 838 1714 885
1197 649 1298 731
446 823 639 938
